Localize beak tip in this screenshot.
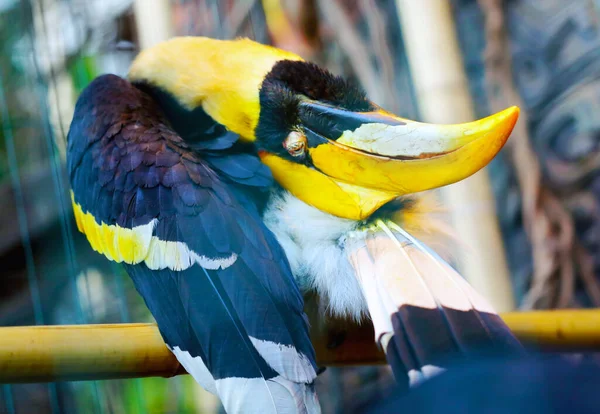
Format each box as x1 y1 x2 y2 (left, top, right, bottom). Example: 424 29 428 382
507 106 520 139
505 105 520 127
494 106 520 145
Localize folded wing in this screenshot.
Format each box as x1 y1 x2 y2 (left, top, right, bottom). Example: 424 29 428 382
67 74 319 413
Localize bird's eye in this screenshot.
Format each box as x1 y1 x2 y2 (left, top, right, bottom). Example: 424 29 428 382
284 131 307 158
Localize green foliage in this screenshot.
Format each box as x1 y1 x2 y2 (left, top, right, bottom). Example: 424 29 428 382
68 54 98 96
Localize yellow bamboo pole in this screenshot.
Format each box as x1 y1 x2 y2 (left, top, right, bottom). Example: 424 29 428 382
1 310 599 383
501 310 600 349
0 323 183 383
394 0 515 312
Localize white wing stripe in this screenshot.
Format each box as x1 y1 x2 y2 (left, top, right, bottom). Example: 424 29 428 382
143 237 237 271
169 346 217 395
248 336 317 384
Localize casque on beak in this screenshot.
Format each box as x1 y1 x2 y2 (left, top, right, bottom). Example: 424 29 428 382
260 103 519 221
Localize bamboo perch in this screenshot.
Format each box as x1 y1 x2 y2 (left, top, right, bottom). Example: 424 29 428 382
1 310 600 384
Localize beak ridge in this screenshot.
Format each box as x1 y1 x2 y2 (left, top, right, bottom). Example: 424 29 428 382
307 106 519 195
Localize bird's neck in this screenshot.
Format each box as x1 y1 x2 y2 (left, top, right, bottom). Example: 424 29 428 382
262 190 456 321
263 190 369 321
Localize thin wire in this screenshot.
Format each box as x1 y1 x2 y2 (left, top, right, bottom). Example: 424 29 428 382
2 384 15 414
0 79 44 326
60 1 146 410
112 263 146 414
2 2 59 412
106 5 146 411
247 3 256 40
0 60 62 414
112 266 131 323
27 0 84 324
19 0 102 411
211 0 224 38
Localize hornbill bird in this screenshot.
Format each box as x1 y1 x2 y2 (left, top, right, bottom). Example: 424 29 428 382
67 37 523 413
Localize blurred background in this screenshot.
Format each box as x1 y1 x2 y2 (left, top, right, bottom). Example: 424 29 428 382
1 0 600 413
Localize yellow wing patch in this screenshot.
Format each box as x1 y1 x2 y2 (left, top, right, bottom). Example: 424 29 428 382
71 191 237 270
71 192 154 264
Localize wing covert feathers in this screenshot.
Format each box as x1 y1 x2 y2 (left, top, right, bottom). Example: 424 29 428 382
67 74 319 413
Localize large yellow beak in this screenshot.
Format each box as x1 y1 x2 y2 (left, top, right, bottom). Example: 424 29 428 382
259 104 519 220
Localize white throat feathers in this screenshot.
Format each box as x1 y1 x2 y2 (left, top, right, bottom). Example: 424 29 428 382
263 190 456 322
263 191 368 321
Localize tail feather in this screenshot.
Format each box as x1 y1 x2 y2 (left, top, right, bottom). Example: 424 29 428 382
347 220 524 387
387 221 523 353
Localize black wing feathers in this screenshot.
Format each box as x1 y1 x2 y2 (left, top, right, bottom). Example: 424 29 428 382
67 74 317 384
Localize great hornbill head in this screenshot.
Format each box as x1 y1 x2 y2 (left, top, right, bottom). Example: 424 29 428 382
129 37 518 220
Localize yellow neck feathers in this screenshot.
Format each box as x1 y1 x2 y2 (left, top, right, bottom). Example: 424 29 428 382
128 37 303 141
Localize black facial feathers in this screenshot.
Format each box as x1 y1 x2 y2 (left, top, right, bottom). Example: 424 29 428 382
255 60 376 155
266 60 373 111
